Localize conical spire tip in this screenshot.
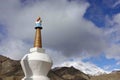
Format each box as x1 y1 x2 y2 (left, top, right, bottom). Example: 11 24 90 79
35 16 42 28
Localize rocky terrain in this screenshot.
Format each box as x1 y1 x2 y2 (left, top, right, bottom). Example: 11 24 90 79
0 55 120 80
48 67 90 80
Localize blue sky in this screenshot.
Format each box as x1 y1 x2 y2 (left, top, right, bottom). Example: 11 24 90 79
85 0 120 28
83 0 120 71
0 0 120 72
82 53 120 71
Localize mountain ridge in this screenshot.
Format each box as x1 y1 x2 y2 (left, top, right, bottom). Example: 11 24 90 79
0 55 120 80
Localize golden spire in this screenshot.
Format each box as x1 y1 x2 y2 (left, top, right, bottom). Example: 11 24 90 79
34 17 42 48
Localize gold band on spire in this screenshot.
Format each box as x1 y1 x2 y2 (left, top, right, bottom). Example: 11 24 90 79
34 17 42 48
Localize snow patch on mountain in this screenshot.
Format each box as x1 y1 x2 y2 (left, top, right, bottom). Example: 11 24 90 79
54 60 110 75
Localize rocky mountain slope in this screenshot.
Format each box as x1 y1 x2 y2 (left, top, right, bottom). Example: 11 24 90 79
48 67 90 80
0 55 23 80
0 55 120 80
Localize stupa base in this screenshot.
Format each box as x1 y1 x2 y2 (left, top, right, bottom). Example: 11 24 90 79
22 76 50 80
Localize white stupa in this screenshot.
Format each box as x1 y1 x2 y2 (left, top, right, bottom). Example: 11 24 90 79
20 17 53 80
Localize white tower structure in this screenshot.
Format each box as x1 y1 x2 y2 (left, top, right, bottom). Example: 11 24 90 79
21 17 53 80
